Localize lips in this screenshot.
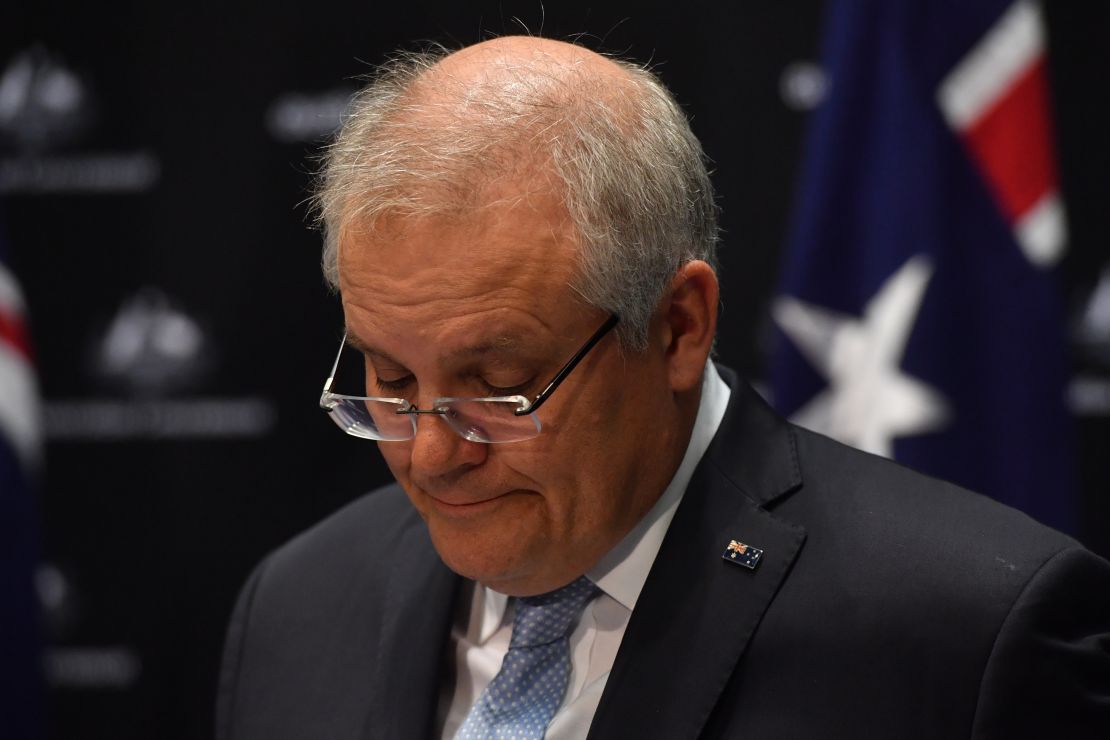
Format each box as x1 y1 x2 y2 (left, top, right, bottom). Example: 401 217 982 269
424 488 530 515
432 492 504 507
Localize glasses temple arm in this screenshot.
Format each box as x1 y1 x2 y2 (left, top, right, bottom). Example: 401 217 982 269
517 313 620 416
321 329 348 400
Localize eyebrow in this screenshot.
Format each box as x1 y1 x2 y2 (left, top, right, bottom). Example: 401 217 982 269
344 328 527 367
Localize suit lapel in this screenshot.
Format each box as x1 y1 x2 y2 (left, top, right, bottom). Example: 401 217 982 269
362 517 461 740
587 375 808 740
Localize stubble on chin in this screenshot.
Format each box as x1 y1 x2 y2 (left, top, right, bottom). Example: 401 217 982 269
423 495 557 593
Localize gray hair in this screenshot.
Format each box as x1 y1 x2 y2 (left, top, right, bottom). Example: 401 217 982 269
314 42 718 351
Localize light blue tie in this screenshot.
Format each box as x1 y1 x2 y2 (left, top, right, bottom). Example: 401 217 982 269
456 576 599 740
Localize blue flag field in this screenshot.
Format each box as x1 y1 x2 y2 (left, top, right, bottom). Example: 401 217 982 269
770 0 1076 532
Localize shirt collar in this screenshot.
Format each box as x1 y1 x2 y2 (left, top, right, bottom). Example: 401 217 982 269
473 362 732 638
476 586 509 643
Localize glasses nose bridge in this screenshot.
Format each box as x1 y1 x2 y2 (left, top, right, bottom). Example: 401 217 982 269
405 403 488 475
400 401 462 440
404 407 447 416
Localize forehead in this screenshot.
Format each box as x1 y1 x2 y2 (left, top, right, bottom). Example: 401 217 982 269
337 183 583 348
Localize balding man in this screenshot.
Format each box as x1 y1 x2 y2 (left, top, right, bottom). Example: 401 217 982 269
217 37 1110 739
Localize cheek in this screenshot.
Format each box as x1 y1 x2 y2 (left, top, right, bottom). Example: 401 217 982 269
518 425 617 520
377 441 412 481
558 373 668 502
514 381 633 498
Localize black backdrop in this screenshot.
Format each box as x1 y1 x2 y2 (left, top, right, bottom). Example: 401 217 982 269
2 3 1107 738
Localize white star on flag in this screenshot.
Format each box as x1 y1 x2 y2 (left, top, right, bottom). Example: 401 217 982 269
772 255 949 457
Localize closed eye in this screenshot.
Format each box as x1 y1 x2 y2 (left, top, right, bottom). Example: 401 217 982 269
375 375 414 394
479 378 535 397
373 374 533 398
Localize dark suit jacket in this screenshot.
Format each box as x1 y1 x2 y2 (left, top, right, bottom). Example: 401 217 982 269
217 368 1110 739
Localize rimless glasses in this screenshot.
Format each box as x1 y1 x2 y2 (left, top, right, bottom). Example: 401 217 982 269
319 314 619 444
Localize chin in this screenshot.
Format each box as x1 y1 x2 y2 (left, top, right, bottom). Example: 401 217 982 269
425 514 540 590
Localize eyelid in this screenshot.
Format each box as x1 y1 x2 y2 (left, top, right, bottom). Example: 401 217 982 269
477 373 538 397
374 374 414 393
368 350 537 396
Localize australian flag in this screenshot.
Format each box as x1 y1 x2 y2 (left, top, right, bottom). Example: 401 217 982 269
0 227 43 738
770 0 1076 532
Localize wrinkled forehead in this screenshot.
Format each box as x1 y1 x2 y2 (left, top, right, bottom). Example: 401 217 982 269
339 171 575 268
336 179 585 342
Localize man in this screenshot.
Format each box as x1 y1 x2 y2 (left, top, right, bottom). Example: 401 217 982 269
217 37 1110 739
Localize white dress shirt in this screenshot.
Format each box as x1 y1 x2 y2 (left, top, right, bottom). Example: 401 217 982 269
438 363 732 738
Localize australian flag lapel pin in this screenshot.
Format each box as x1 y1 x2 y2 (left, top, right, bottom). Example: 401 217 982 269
722 539 763 570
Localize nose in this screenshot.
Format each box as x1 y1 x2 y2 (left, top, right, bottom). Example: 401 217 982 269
408 406 488 483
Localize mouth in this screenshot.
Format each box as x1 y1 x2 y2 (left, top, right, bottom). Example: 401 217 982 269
425 489 527 516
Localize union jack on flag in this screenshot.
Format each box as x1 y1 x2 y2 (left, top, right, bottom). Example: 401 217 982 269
771 0 1075 532
0 255 40 467
0 230 43 738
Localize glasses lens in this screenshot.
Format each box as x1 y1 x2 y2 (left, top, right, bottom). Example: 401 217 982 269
439 399 541 443
326 396 415 441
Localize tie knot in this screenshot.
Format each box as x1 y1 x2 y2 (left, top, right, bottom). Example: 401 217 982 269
509 576 598 649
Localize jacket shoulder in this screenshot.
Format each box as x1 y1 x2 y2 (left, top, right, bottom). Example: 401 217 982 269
788 424 1077 566
231 482 426 646
263 483 421 585
720 420 1110 737
216 484 428 740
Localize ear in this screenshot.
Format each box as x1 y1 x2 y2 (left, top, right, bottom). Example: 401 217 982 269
659 260 719 393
